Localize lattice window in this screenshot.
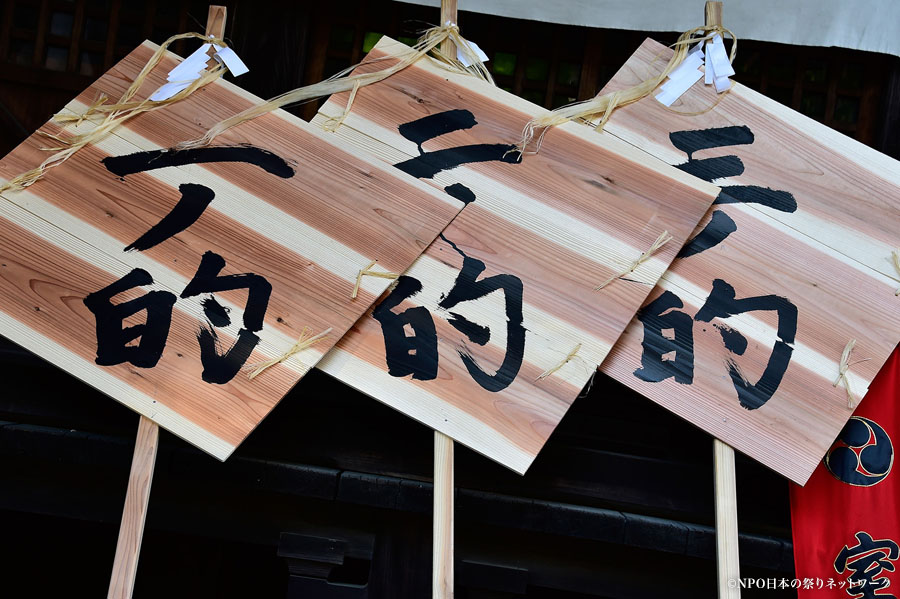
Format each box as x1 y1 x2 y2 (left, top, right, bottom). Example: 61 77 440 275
0 0 894 151
0 0 220 78
733 40 886 142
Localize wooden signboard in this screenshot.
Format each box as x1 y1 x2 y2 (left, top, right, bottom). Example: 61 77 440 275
0 41 464 460
312 37 720 473
595 39 900 484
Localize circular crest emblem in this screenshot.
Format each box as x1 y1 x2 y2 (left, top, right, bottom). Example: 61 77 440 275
825 416 893 487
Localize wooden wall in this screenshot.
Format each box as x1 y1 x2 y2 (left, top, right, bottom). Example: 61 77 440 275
1 0 898 156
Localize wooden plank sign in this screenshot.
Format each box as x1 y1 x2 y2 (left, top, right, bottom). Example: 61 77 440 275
0 41 464 460
312 37 720 473
596 39 900 484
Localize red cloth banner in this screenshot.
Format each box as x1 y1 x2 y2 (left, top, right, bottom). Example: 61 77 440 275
791 345 899 597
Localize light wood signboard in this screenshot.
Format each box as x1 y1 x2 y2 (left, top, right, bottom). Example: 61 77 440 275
0 41 464 460
313 37 720 474
596 39 900 484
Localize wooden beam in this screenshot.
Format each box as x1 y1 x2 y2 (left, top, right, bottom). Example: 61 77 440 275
433 431 454 599
878 56 900 159
107 416 160 599
102 1 120 71
577 29 605 100
66 0 86 72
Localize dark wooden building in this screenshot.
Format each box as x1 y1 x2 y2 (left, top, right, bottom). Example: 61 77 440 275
1 1 898 597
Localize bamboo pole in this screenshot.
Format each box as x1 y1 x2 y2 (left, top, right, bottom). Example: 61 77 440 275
434 1 457 591
107 9 228 597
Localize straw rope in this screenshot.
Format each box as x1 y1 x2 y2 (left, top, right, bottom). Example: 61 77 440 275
595 230 672 291
536 343 582 381
322 80 361 132
514 24 736 156
0 32 228 193
178 23 492 150
833 339 872 409
352 260 401 300
244 326 333 380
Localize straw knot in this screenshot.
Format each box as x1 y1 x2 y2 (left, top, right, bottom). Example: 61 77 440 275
244 326 333 380
595 230 672 291
75 93 109 126
833 339 872 409
537 343 582 381
352 260 400 299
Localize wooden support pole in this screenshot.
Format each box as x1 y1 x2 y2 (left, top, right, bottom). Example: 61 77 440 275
433 431 455 599
703 4 740 593
204 5 227 39
714 439 741 598
704 7 739 596
107 416 160 599
440 0 457 57
705 1 723 31
108 9 228 598
435 5 457 594
434 0 456 590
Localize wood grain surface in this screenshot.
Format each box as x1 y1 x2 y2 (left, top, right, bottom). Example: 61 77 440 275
0 41 463 460
596 39 900 484
313 37 719 473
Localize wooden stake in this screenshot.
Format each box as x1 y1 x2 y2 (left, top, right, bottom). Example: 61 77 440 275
434 0 456 591
107 416 159 599
714 439 741 598
108 9 228 597
433 431 455 599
